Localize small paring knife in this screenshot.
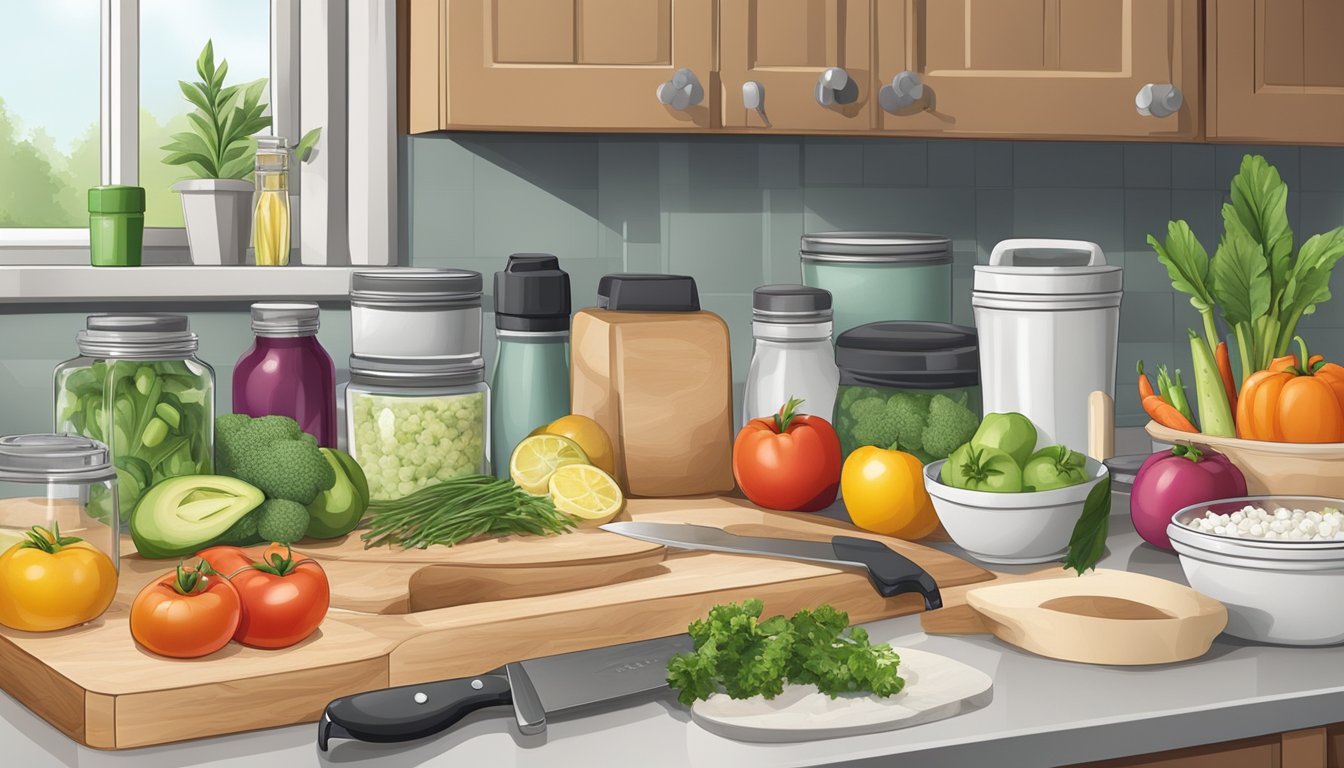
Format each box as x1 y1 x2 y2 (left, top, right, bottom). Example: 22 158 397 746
599 521 942 610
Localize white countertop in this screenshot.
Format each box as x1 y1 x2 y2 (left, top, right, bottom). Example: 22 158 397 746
7 492 1343 768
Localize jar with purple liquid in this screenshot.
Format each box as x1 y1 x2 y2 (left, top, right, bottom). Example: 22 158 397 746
233 303 338 447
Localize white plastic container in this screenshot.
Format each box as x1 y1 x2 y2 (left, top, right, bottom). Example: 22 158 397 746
349 269 483 361
973 239 1122 452
742 285 839 427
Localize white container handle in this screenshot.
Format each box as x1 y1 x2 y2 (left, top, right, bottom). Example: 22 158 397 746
989 239 1107 267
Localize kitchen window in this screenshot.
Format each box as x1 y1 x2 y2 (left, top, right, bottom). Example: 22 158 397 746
0 0 300 262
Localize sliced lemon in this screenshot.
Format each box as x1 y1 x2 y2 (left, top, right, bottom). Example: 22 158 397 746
0 528 26 556
540 415 616 476
548 464 625 527
510 434 589 495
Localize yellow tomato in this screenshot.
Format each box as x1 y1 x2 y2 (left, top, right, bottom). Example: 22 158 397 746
0 526 117 632
539 415 616 476
840 447 939 539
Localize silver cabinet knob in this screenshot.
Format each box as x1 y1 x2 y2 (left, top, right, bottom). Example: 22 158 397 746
657 68 704 111
815 67 857 106
879 70 925 113
742 80 770 127
1136 83 1182 118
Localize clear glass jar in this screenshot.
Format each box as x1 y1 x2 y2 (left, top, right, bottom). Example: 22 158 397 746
0 433 120 574
346 356 490 501
54 315 215 522
742 285 839 428
252 136 291 267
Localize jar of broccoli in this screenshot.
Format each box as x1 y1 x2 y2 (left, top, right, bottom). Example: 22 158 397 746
53 315 214 524
833 322 982 465
346 355 490 501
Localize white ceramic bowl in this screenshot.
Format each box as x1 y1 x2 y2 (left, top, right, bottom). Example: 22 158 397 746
923 458 1109 565
1168 496 1344 645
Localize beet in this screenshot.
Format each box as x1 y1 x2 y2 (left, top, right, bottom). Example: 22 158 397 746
1130 445 1248 550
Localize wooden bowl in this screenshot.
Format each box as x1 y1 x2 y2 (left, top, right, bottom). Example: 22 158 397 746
1145 421 1344 497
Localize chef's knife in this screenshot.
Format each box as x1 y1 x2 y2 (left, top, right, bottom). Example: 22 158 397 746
317 633 693 751
600 522 942 609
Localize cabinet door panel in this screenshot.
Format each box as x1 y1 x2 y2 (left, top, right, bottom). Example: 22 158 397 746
720 0 873 131
425 0 713 131
1209 0 1344 144
876 0 1201 139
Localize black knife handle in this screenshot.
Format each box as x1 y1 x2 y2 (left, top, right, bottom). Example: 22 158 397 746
318 673 512 751
831 535 943 610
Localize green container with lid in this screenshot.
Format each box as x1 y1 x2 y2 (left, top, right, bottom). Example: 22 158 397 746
800 232 952 338
88 185 145 267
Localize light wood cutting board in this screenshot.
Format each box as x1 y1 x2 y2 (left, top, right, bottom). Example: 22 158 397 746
921 569 1227 665
0 496 992 750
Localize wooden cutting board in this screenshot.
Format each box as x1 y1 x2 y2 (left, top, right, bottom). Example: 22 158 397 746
0 496 992 750
921 569 1227 665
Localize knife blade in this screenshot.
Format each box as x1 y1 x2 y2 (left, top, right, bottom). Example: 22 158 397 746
317 633 694 751
600 521 942 609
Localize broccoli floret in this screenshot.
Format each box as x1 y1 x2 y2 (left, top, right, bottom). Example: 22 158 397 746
920 394 981 459
850 397 900 451
255 499 310 544
840 387 883 412
211 509 263 547
887 393 929 452
215 414 335 504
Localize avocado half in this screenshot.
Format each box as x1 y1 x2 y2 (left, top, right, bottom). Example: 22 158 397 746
130 475 265 559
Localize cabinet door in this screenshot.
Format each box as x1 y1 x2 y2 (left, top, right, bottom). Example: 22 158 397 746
1208 0 1344 144
874 0 1201 139
411 0 715 132
719 0 873 132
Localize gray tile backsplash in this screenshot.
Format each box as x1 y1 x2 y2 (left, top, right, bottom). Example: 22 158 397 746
406 134 1344 429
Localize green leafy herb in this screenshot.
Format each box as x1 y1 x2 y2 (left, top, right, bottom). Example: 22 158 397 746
361 475 574 549
162 40 272 180
665 600 904 706
1063 474 1112 575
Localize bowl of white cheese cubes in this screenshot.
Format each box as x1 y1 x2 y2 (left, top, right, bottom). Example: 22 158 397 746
1168 497 1344 645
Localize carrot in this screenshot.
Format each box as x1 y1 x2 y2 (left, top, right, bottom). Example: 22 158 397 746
1143 394 1198 432
1215 341 1238 415
1137 360 1156 400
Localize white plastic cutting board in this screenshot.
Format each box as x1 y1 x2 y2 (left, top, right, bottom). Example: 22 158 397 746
690 647 993 743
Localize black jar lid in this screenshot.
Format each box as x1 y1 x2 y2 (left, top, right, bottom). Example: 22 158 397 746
835 321 979 390
752 284 832 324
494 254 572 333
596 274 700 312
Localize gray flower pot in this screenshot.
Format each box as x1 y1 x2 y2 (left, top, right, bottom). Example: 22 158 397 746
173 179 253 266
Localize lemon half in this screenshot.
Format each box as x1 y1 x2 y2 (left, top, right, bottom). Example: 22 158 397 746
510 434 588 495
548 464 625 527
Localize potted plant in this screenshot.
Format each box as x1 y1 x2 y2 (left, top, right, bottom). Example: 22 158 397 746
163 41 272 266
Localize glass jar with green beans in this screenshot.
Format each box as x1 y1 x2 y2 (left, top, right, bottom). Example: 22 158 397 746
54 315 215 526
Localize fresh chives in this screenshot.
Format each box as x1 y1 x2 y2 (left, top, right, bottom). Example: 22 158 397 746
361 475 574 549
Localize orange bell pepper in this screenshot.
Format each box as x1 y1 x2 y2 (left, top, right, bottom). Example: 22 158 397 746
1238 338 1344 443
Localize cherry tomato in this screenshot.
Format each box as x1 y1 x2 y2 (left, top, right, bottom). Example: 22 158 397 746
130 561 241 658
733 397 843 512
198 544 330 649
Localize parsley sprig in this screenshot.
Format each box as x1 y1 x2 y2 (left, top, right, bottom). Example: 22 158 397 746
666 600 904 706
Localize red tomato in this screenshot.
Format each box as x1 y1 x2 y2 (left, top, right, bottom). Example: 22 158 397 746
198 544 330 649
130 561 241 658
733 397 843 512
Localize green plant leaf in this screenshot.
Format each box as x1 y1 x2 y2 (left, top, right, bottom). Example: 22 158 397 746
1149 220 1213 313
161 151 218 178
240 78 268 112
218 153 254 182
221 141 252 164
1063 474 1111 575
1211 229 1271 327
295 127 322 162
209 58 229 94
196 40 215 82
1225 154 1293 298
185 112 219 155
1281 227 1344 327
178 81 213 115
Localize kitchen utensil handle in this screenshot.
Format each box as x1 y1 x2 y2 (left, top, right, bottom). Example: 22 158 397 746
318 673 513 751
831 536 942 609
1088 390 1115 461
988 239 1106 267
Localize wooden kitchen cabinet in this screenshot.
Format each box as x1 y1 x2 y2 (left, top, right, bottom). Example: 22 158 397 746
1207 0 1344 145
407 0 715 133
1068 726 1328 768
718 0 874 132
872 0 1202 140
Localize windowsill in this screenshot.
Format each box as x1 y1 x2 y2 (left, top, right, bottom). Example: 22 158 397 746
0 264 389 304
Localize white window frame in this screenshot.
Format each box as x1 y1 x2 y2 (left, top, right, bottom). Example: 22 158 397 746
0 0 300 264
